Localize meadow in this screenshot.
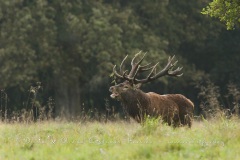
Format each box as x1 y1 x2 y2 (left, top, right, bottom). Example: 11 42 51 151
1 117 240 160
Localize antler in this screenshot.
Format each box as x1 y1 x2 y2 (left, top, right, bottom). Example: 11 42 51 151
113 51 152 82
113 52 183 84
135 55 183 84
113 55 130 81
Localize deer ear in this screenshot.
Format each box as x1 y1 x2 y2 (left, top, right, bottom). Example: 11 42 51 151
134 83 142 89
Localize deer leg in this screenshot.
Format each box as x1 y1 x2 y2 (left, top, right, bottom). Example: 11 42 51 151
184 114 192 128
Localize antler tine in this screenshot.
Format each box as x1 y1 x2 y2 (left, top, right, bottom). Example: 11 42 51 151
166 55 183 77
169 55 175 62
146 62 159 80
133 62 158 84
139 63 154 72
136 52 147 66
164 55 175 70
120 55 128 73
140 62 152 68
113 65 124 79
156 55 182 76
122 70 129 78
132 66 140 82
113 65 126 79
168 67 183 76
131 51 141 66
155 55 183 76
113 65 131 81
129 51 146 78
135 55 183 84
171 60 178 67
131 51 147 66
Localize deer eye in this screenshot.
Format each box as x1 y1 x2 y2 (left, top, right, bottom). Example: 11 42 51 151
123 86 129 90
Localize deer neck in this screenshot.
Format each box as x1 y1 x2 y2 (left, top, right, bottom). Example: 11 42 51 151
120 89 150 116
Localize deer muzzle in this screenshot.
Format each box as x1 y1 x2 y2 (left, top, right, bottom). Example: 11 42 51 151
109 86 119 99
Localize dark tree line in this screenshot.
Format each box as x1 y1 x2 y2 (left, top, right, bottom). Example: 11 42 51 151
0 0 240 119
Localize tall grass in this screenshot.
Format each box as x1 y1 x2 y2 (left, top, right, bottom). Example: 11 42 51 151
1 78 240 124
1 80 240 159
196 79 240 119
1 117 240 160
0 89 8 122
197 79 222 119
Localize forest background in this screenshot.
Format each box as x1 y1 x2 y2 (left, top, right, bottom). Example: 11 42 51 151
0 0 240 120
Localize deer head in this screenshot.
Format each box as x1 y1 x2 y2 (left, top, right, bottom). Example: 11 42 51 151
109 52 183 100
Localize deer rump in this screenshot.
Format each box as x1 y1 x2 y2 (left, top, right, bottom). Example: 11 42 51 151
120 90 194 127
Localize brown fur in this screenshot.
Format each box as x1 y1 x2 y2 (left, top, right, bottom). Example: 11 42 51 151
109 82 194 127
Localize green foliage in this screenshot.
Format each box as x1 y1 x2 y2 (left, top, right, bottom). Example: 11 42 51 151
0 0 240 116
202 0 240 30
196 79 222 119
136 116 161 136
0 0 168 114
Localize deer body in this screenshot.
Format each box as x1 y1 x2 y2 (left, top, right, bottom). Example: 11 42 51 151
109 52 194 127
110 82 194 127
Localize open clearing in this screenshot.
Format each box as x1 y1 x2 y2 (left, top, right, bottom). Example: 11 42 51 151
0 118 240 160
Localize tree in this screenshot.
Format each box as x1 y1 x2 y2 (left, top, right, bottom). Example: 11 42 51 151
0 0 169 117
202 0 240 30
1 0 240 118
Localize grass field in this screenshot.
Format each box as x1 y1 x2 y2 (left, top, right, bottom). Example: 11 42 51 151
0 117 240 160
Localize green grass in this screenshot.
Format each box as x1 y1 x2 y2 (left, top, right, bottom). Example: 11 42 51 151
1 118 240 160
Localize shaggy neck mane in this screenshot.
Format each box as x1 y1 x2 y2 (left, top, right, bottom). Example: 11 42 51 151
120 89 150 117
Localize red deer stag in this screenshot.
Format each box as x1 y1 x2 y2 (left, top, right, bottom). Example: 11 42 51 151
109 52 194 127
